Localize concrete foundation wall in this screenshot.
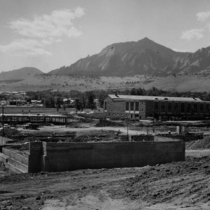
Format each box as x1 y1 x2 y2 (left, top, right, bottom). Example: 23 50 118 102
29 141 185 172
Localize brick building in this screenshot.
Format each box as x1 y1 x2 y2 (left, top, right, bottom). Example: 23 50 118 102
104 94 210 120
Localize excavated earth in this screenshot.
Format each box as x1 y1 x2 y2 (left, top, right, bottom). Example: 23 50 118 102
1 150 210 210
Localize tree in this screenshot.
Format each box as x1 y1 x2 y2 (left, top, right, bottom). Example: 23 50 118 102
86 91 96 109
75 99 82 111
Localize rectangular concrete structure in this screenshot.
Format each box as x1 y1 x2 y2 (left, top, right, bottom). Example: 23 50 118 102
0 141 185 173
29 141 185 172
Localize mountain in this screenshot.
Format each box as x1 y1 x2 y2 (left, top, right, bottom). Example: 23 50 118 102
49 37 190 76
172 46 210 74
0 67 43 81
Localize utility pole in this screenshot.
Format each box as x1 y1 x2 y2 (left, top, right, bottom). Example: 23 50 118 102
125 116 129 141
1 102 5 139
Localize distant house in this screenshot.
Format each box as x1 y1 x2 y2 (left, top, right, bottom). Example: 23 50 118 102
63 98 75 106
9 99 26 106
31 100 43 106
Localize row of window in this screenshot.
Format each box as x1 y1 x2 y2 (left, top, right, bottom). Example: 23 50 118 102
107 113 141 119
154 102 210 113
126 102 140 111
0 116 68 123
104 100 210 114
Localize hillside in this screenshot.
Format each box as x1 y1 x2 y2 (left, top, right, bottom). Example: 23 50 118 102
0 67 43 81
49 37 189 77
145 74 210 92
0 74 151 92
2 73 210 93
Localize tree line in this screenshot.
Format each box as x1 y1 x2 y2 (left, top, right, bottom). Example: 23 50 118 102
26 87 210 110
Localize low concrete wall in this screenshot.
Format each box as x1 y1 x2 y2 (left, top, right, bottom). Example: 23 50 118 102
2 147 29 173
0 137 14 145
29 141 185 172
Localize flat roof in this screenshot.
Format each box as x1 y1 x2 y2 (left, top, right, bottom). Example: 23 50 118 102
108 94 203 102
1 114 67 117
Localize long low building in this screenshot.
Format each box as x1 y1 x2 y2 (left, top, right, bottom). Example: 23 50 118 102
0 114 71 124
103 94 210 120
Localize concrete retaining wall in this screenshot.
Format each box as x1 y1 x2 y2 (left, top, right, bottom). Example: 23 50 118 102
1 141 185 173
29 141 185 172
2 147 28 173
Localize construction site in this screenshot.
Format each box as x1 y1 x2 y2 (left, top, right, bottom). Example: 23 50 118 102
1 107 210 209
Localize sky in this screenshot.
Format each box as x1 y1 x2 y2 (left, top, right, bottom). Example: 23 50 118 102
0 0 210 73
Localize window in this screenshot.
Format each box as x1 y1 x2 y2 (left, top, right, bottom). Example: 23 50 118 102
168 102 172 112
181 103 185 113
135 114 139 118
174 103 179 113
135 102 139 111
155 102 158 111
194 103 197 113
130 102 134 111
200 104 204 113
187 103 191 113
104 101 107 110
206 104 210 113
161 102 166 112
126 102 129 111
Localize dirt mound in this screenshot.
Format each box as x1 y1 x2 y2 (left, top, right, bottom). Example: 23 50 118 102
118 156 210 206
95 119 124 127
186 136 210 149
1 154 210 209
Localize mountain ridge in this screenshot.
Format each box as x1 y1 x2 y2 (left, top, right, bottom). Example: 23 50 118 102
49 37 210 77
49 37 192 76
0 67 43 81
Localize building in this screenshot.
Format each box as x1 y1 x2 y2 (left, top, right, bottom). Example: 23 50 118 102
103 94 210 120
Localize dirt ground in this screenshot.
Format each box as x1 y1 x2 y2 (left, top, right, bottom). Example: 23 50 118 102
0 150 210 210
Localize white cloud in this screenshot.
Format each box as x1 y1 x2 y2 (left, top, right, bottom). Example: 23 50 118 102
197 11 210 22
1 7 85 56
0 39 52 56
180 29 204 41
10 7 85 39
